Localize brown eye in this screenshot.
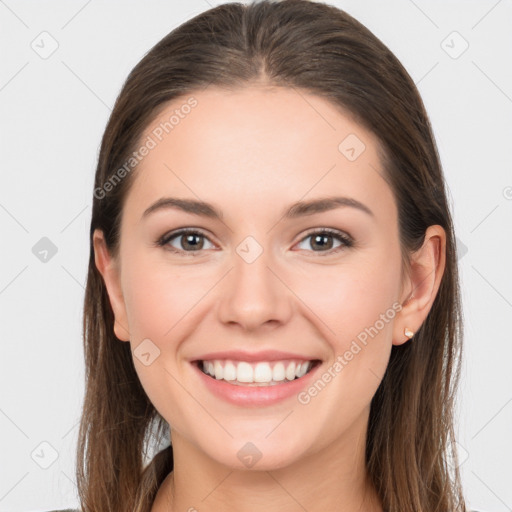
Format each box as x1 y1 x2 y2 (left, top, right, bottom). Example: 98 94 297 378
296 228 353 256
158 229 215 255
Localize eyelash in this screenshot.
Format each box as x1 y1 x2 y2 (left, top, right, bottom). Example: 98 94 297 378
156 227 354 257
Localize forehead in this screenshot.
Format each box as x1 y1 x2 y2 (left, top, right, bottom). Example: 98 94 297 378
124 85 395 223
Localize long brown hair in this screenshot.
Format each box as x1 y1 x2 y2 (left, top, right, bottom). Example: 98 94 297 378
77 1 466 510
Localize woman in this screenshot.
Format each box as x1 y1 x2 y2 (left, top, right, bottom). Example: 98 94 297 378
57 0 473 510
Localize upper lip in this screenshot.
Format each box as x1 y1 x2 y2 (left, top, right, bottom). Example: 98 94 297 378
191 350 322 363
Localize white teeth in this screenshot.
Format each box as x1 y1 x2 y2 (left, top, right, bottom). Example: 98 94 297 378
254 362 273 383
200 359 314 384
297 362 309 378
214 360 223 380
272 362 286 382
223 361 237 381
237 362 254 383
285 362 296 381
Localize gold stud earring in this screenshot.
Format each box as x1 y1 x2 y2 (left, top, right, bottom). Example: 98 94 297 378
404 327 415 339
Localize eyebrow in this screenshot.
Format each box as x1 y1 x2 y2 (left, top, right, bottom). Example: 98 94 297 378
142 195 374 221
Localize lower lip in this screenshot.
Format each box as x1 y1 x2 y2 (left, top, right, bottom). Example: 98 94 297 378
190 361 322 406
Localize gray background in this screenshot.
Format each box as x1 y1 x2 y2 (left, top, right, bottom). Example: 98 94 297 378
0 1 511 511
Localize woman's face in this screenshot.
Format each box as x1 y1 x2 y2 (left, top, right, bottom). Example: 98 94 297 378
96 85 413 470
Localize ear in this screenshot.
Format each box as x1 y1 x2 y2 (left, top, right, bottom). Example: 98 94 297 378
393 225 446 346
92 229 130 342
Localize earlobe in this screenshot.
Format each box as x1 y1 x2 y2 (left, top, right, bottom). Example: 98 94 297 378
393 225 446 346
92 229 131 342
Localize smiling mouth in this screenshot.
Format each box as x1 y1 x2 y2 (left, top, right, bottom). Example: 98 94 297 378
192 359 322 386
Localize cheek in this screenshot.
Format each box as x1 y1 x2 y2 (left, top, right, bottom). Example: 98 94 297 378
292 252 401 347
121 253 206 342
119 258 199 415
291 260 399 418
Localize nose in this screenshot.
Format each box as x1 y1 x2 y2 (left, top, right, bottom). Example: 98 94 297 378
217 246 294 332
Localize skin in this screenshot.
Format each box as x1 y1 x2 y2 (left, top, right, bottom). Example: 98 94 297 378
94 85 446 512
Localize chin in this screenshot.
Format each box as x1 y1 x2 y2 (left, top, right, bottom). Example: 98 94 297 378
203 436 311 472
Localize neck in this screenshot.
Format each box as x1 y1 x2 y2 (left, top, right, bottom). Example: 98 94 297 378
151 411 383 512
